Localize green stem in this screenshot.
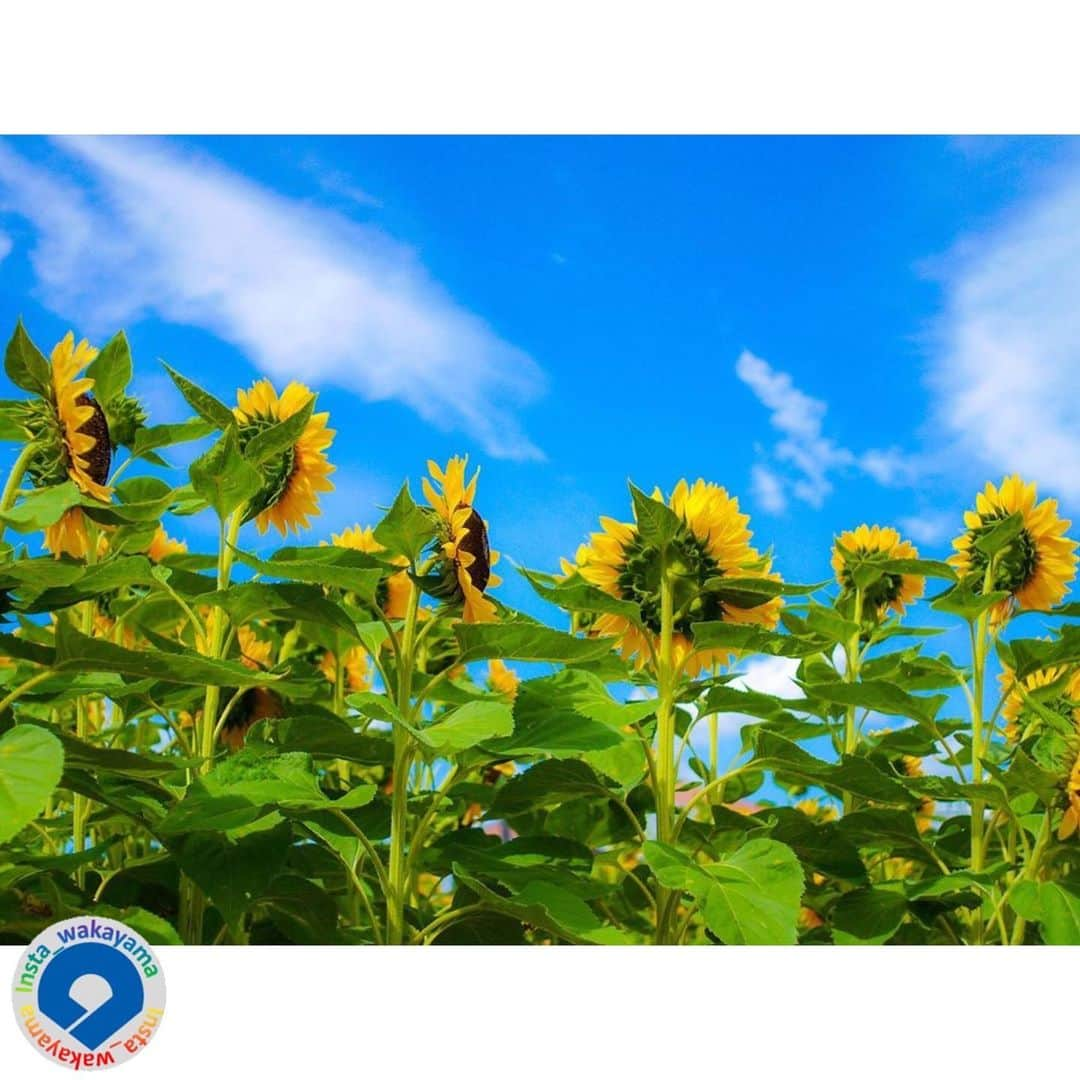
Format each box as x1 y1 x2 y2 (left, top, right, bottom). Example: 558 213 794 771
968 558 996 944
0 441 37 545
841 587 864 816
654 568 677 945
387 578 420 946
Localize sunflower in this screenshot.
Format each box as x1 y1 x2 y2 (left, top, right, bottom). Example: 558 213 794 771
831 524 925 617
950 476 1077 628
318 647 372 692
146 526 188 563
233 380 335 535
330 525 411 619
576 479 782 677
794 798 838 822
998 664 1080 742
486 658 520 699
421 457 501 624
220 688 284 751
1060 751 1080 840
30 333 114 558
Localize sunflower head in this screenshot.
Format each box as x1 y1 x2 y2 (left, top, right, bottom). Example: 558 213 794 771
486 658 520 699
233 380 335 535
950 476 1077 627
998 663 1080 742
330 524 411 619
237 625 274 671
831 524 925 618
576 479 782 676
421 457 501 623
319 646 372 692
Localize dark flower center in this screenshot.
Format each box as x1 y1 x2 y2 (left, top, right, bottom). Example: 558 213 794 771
75 393 112 485
456 507 491 592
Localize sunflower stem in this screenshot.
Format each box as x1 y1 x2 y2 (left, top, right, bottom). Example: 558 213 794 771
387 577 421 946
654 566 677 945
968 556 997 945
0 441 36 545
841 586 864 816
180 505 245 945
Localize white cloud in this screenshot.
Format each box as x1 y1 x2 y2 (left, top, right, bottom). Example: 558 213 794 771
0 229 11 264
898 511 955 547
929 166 1080 504
0 137 544 461
750 462 787 514
731 654 801 699
736 349 915 511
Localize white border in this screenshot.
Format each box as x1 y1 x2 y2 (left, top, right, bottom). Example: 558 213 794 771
1 944 1073 1076
1 2 1079 133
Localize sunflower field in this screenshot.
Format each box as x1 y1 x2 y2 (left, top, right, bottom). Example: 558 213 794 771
0 320 1078 947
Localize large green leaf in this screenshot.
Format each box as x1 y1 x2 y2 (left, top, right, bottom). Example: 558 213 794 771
831 887 908 945
53 621 279 687
491 759 613 817
519 567 642 623
189 425 262 518
163 362 235 429
803 679 946 725
454 622 615 663
1009 881 1080 945
373 481 436 564
234 548 384 602
415 699 514 753
4 319 50 395
0 726 64 844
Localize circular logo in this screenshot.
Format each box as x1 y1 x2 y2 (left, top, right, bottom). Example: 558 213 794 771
11 915 166 1070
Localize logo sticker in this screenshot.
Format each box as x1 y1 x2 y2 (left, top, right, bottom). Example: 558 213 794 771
11 915 166 1070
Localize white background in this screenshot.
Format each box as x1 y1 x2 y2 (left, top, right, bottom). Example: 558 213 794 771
3 945 1073 1074
1 1 1075 1074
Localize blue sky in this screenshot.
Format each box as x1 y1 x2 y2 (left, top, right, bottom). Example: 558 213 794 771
1 135 1079 665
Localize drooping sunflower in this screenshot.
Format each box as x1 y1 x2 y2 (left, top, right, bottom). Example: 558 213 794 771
997 664 1080 742
318 646 372 692
950 475 1077 627
233 380 335 535
831 524 925 617
330 524 411 619
28 333 114 558
220 626 282 750
576 479 782 677
146 526 188 563
421 457 501 624
486 658 520 699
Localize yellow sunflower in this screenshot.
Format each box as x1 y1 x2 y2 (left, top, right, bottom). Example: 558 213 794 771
950 475 1077 627
998 664 1080 742
1060 751 1080 840
37 333 114 558
831 524 925 617
421 457 501 624
237 625 274 671
576 479 782 677
147 526 188 563
487 658 520 699
318 646 372 692
330 524 411 619
234 380 335 535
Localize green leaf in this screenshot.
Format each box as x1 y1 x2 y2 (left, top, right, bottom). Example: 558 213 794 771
803 680 946 725
4 319 51 395
0 726 64 844
0 481 82 532
931 578 1010 619
132 418 214 459
629 481 681 548
210 582 360 640
53 621 278 687
1007 626 1080 679
373 482 436 564
752 730 915 805
1009 881 1080 945
234 547 384 603
701 838 804 946
454 622 615 663
242 398 314 466
491 759 613 816
416 699 514 753
519 566 643 623
692 621 826 658
189 425 263 518
974 512 1024 556
831 887 907 945
93 905 183 946
163 362 235 429
274 715 392 765
86 330 132 403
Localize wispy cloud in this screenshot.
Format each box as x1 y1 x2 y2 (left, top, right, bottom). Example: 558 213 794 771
928 165 1080 504
0 229 10 264
0 137 544 460
898 511 956 547
736 349 914 512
